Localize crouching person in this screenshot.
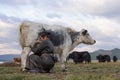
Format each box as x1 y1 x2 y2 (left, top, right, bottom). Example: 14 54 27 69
25 32 56 73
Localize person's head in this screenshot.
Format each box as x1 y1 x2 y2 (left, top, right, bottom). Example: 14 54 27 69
39 34 48 41
38 30 50 41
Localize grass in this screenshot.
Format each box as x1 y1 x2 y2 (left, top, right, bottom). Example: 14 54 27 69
0 62 120 80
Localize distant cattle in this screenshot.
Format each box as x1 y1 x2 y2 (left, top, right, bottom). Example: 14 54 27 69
67 51 91 64
19 21 96 71
13 58 21 64
113 56 118 62
96 55 111 62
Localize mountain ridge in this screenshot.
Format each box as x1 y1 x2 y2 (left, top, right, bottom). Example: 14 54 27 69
0 48 120 62
90 48 120 60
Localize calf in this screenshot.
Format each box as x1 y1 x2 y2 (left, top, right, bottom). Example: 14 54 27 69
113 56 118 62
19 21 96 71
13 58 21 64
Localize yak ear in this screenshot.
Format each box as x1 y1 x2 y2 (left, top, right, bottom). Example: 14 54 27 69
38 26 46 32
82 29 87 35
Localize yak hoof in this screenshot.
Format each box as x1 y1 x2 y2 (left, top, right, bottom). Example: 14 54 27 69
22 68 28 72
62 67 68 72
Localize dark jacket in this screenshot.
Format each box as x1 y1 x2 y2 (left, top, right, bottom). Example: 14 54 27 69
31 39 54 56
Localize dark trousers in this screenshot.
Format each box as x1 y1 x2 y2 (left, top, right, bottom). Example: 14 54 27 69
25 53 55 73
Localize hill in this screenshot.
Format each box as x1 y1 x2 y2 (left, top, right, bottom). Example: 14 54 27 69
90 48 120 60
0 48 120 61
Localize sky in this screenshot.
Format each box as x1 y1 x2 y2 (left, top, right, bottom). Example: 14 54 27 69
0 0 120 55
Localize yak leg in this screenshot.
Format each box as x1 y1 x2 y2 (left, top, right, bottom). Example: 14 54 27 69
21 47 31 71
59 50 68 72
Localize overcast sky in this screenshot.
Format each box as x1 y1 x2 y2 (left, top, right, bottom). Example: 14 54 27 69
0 0 120 55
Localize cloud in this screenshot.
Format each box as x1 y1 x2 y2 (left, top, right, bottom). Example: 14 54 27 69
1 0 120 22
0 19 21 55
0 42 21 55
0 0 120 54
62 0 120 18
0 13 21 23
0 0 120 18
0 0 64 21
0 19 18 38
0 49 20 55
46 13 61 19
82 16 120 38
74 44 97 52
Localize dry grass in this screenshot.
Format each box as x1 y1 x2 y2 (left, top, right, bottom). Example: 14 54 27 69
0 62 120 80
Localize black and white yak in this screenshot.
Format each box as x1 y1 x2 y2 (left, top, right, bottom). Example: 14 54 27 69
19 21 96 71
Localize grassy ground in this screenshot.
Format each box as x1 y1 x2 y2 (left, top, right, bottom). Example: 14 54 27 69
0 62 120 80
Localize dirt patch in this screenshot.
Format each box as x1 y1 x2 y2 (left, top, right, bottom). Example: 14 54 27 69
0 62 20 67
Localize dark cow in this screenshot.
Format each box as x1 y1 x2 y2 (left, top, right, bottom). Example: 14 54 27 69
96 55 111 62
96 55 103 62
104 55 111 62
113 56 118 62
67 51 91 64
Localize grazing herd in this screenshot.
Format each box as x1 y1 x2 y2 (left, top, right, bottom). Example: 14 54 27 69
96 55 118 63
67 51 118 63
13 52 118 66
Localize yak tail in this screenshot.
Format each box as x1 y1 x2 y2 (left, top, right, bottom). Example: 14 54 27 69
19 23 26 49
